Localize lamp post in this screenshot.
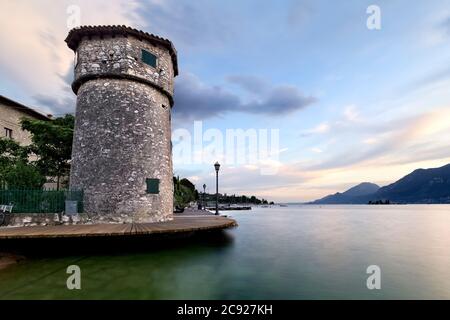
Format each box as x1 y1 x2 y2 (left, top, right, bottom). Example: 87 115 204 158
214 162 220 215
203 183 206 209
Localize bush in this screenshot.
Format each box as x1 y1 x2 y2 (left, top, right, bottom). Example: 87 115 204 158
2 161 46 189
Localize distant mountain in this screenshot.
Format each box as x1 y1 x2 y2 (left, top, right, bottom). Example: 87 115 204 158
344 182 381 197
310 182 380 204
372 163 450 204
310 164 450 204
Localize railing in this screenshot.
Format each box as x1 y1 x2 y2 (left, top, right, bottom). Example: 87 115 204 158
0 189 83 214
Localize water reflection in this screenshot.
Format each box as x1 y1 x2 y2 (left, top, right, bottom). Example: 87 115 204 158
0 229 235 257
0 205 449 299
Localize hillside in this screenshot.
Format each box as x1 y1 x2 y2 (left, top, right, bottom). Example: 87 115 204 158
310 164 450 204
310 182 380 204
372 164 450 203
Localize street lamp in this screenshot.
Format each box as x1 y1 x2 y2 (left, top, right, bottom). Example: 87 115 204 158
214 162 220 215
203 183 206 209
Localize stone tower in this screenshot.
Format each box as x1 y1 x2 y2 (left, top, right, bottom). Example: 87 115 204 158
65 25 178 223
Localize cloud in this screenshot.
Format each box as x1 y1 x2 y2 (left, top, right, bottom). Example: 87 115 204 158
0 0 145 114
226 75 270 95
363 138 378 145
173 73 316 120
343 105 359 122
311 147 323 153
244 85 316 115
173 73 241 120
33 94 76 116
0 1 315 119
139 0 239 48
304 108 450 171
300 122 330 137
210 163 315 196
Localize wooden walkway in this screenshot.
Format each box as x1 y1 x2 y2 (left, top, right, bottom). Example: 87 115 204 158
0 216 237 239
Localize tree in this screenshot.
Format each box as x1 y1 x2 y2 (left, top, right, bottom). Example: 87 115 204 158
180 178 195 191
173 176 196 209
0 138 29 166
179 178 199 201
21 115 74 190
0 138 45 189
3 161 46 189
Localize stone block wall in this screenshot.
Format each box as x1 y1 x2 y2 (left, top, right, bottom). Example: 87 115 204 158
70 79 173 223
68 28 176 223
73 35 174 96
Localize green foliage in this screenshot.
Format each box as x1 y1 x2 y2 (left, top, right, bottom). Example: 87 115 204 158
180 178 195 191
0 114 74 191
2 161 46 190
180 178 199 200
0 138 29 166
0 138 45 189
20 115 74 190
173 176 196 209
202 192 270 205
175 175 272 207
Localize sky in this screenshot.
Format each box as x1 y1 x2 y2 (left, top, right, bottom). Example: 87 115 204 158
1 0 450 202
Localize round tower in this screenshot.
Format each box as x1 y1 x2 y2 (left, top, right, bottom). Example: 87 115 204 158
65 25 178 223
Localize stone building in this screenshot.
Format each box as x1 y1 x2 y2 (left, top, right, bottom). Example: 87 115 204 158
66 25 178 223
0 95 51 145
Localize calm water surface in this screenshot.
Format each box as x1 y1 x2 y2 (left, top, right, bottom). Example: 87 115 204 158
0 205 449 299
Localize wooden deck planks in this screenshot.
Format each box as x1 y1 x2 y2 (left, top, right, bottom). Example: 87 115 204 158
0 216 237 239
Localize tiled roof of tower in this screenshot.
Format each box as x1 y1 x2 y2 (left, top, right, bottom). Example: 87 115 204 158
65 25 178 76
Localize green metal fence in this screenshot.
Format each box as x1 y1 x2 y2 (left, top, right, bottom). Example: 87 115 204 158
0 189 83 214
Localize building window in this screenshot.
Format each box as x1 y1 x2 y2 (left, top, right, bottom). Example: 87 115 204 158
142 49 157 68
4 128 12 139
146 178 160 194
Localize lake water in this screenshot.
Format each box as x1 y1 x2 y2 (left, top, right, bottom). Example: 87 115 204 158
0 205 449 299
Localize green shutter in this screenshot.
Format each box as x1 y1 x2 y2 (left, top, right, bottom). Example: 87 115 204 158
142 49 157 68
146 178 160 194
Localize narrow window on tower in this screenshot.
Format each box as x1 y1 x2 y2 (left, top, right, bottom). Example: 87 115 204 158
146 178 160 194
142 49 157 68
